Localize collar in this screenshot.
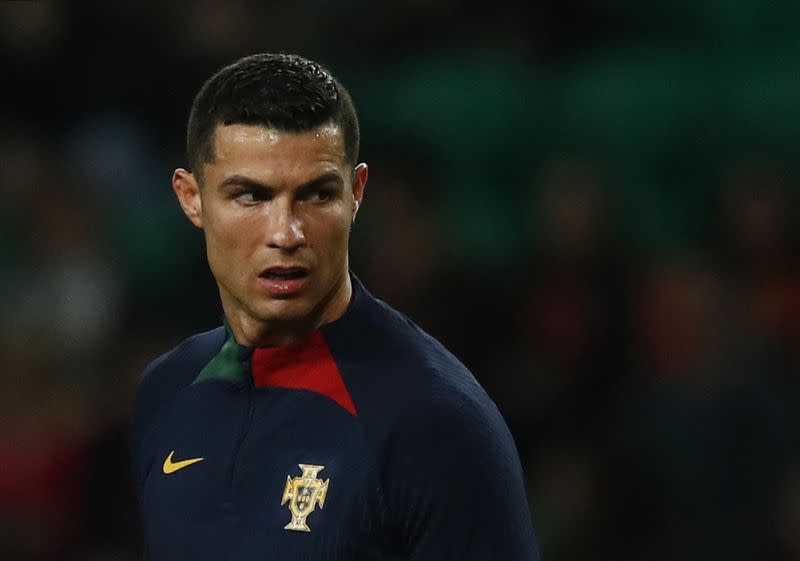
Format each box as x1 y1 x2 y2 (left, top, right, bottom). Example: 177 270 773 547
193 272 364 417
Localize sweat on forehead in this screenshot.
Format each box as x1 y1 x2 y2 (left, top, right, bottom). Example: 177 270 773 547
194 123 345 186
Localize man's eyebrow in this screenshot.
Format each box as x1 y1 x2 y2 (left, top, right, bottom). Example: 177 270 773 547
295 171 345 193
218 175 273 191
218 172 344 192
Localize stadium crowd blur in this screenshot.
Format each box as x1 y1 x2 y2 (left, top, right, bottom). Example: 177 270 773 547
3 1 800 560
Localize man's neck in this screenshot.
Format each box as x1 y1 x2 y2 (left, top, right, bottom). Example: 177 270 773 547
222 273 352 348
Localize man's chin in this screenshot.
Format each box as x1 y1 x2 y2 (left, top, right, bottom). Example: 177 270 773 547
253 298 315 324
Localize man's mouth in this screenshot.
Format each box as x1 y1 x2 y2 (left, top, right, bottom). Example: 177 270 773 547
260 267 310 281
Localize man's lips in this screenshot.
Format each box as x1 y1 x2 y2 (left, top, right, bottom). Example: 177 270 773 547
257 266 310 297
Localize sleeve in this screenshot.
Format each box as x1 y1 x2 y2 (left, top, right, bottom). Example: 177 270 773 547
129 355 168 496
383 388 541 561
129 358 168 561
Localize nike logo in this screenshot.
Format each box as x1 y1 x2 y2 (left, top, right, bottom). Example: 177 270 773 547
162 450 204 474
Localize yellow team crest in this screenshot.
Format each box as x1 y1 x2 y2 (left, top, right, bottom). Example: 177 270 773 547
281 464 329 532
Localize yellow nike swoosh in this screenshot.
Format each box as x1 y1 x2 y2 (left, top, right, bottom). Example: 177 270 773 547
162 450 205 474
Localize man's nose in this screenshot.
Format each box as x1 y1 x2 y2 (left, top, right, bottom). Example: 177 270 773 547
267 203 306 251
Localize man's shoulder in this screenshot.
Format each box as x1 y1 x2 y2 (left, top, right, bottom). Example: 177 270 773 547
339 291 496 426
130 326 226 480
353 290 469 375
138 326 227 392
133 326 226 433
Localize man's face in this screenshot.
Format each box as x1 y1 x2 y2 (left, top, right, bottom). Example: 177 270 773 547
173 123 367 336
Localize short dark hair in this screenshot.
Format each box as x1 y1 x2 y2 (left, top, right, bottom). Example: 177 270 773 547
186 53 360 181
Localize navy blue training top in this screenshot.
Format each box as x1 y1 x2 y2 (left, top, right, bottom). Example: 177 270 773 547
131 275 540 560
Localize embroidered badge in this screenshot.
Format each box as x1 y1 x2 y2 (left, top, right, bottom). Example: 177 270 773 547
281 464 329 532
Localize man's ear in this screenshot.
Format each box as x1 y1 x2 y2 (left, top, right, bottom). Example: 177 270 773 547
172 168 204 229
351 163 368 222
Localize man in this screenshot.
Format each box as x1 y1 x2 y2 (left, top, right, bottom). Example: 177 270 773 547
131 53 540 560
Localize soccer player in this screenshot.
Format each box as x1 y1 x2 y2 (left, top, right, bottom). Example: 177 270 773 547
131 53 540 560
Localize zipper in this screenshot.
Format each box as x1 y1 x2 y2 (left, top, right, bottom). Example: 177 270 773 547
227 361 255 504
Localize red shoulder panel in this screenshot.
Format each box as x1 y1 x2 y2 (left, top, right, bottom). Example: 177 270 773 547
250 331 358 416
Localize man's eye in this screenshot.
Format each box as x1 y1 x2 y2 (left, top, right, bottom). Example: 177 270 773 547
237 191 268 204
310 189 334 203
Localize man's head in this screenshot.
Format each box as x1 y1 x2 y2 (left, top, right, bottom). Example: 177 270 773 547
186 53 360 182
172 53 368 346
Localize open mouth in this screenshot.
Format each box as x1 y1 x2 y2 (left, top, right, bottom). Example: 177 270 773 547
260 267 310 281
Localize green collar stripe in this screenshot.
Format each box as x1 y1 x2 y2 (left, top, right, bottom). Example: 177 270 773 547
193 332 248 385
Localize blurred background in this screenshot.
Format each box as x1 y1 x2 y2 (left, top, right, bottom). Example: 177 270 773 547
2 1 800 560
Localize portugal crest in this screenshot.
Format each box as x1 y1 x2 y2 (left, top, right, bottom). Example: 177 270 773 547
281 464 329 532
